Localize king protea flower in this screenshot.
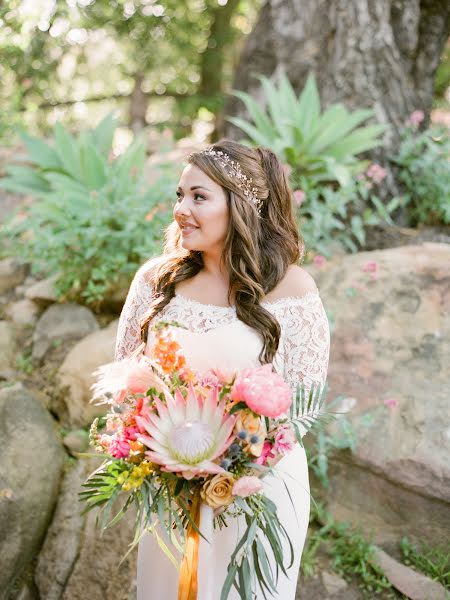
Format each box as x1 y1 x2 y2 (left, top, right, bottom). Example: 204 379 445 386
135 383 237 480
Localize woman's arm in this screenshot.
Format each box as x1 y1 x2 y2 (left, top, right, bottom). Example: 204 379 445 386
278 291 331 438
115 262 156 361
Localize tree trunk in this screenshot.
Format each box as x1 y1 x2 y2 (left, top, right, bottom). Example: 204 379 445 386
199 0 241 141
226 0 450 143
224 0 450 222
129 72 149 133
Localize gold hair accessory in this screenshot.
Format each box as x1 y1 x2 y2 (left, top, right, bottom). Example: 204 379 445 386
189 147 262 214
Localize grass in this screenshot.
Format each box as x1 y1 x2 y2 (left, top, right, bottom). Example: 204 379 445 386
399 536 450 588
301 501 395 598
15 351 34 375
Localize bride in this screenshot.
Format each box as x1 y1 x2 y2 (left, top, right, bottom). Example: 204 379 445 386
114 139 330 600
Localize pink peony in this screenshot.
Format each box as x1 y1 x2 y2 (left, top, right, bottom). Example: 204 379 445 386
231 364 291 418
273 424 296 455
254 441 276 466
232 476 263 498
293 189 306 207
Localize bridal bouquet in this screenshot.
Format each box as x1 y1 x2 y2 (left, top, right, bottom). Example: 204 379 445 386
79 321 330 600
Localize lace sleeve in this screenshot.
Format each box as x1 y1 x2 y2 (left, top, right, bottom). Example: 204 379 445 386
276 292 331 435
114 261 157 361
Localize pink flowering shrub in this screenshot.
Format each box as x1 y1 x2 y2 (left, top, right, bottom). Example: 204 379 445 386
366 163 387 184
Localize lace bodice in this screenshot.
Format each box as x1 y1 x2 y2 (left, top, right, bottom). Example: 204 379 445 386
115 261 331 403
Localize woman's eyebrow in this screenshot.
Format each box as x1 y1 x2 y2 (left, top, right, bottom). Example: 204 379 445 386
176 185 212 191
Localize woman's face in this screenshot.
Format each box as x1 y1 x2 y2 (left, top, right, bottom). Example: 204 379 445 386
173 164 230 254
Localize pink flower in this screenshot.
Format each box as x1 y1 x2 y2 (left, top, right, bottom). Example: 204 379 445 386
211 366 236 385
254 441 276 465
232 476 263 497
282 163 292 177
407 110 424 127
231 364 291 418
366 164 387 184
313 254 327 267
362 260 378 273
198 372 221 388
123 425 140 441
384 397 399 409
100 433 131 458
293 189 306 207
273 424 296 455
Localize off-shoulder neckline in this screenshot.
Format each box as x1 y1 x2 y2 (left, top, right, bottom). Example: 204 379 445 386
173 289 320 311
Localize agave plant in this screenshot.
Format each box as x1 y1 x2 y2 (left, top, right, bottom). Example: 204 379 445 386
0 114 178 307
226 71 387 188
136 383 237 479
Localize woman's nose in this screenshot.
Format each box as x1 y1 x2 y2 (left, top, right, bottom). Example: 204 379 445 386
174 196 192 216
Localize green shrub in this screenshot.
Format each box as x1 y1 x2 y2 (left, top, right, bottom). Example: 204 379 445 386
296 176 404 256
226 71 399 255
0 114 179 308
389 119 450 226
227 71 387 189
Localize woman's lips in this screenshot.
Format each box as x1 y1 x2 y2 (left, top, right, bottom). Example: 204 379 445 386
181 225 199 236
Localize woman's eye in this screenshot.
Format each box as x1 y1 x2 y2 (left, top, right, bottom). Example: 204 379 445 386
194 193 205 201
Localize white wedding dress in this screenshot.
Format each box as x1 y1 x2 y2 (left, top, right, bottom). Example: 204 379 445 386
114 261 330 600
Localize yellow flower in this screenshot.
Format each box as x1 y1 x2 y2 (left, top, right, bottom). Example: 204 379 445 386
200 473 235 510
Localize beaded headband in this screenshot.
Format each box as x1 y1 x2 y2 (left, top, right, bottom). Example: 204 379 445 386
187 147 263 214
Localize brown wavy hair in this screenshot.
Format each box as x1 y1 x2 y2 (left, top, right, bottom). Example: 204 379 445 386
140 138 304 364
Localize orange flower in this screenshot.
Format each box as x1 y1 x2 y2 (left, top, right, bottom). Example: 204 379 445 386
153 329 186 375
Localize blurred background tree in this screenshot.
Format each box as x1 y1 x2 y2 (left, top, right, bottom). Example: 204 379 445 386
0 0 262 141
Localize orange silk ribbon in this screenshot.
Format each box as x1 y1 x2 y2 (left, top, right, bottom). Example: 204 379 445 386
178 491 201 600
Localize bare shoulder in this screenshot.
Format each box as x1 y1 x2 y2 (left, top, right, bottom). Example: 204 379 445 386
284 264 318 295
137 255 165 284
265 264 318 301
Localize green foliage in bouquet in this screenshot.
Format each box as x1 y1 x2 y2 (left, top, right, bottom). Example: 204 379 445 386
389 122 450 226
0 113 178 308
225 71 400 255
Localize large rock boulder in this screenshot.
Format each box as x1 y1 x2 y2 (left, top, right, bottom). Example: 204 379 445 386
0 257 28 294
35 456 138 600
311 243 450 547
0 320 16 371
0 383 65 598
24 274 59 306
56 319 119 427
32 303 99 364
5 298 40 326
